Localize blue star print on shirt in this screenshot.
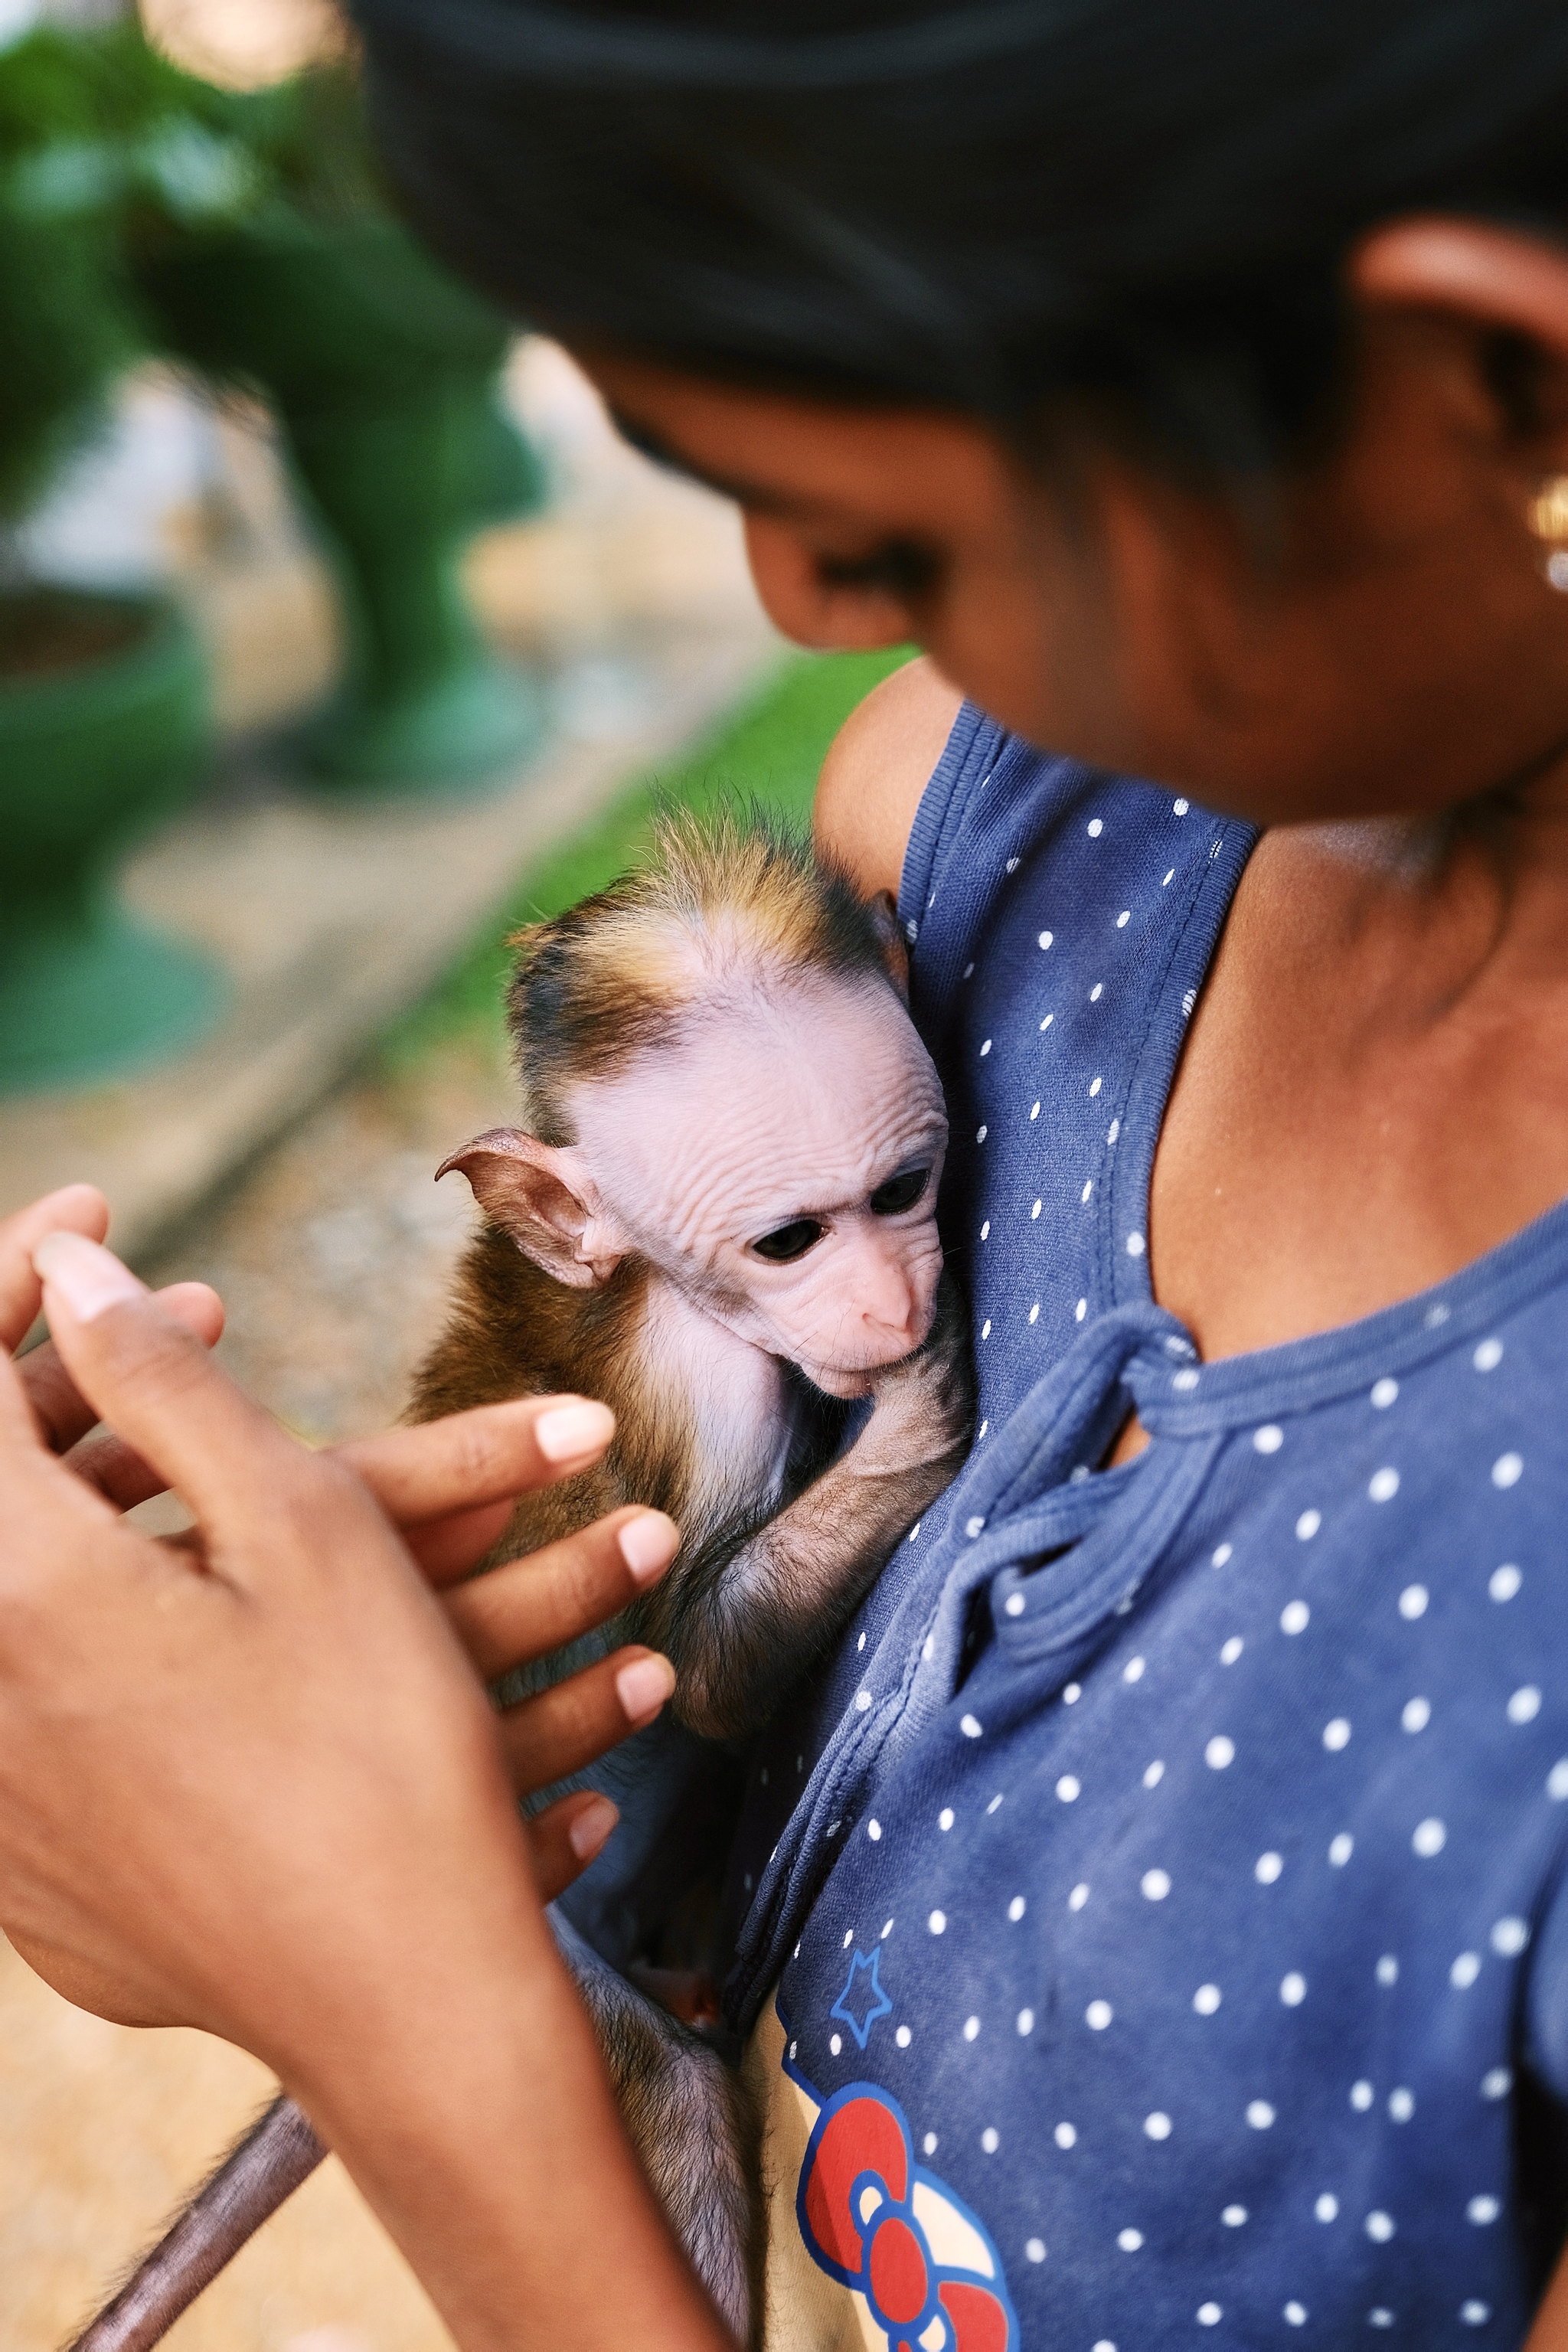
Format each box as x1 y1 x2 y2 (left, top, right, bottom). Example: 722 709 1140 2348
831 1945 893 2050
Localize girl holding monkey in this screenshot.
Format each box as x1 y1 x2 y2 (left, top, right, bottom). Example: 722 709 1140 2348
8 0 1568 2344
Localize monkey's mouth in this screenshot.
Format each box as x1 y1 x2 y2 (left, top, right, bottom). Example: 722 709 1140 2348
802 1361 878 1400
799 1331 933 1400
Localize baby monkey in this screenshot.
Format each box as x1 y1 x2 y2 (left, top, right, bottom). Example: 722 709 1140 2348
73 815 972 2352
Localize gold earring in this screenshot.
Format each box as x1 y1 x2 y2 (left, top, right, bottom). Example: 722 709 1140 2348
1527 475 1568 591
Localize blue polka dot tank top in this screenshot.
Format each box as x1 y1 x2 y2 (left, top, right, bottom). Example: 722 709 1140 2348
725 704 1568 2351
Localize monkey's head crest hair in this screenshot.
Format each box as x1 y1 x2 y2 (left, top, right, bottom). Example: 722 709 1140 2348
506 806 897 1142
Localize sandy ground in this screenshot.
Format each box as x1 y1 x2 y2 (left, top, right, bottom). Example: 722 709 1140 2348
2 1937 447 2352
3 1040 523 2352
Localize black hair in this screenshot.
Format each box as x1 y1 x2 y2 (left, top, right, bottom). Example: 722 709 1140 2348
350 0 1568 475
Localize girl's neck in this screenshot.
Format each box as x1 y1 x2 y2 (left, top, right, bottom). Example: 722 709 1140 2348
1145 767 1568 1365
1282 740 1568 1009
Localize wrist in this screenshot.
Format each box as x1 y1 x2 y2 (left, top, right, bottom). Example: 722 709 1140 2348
283 1871 728 2352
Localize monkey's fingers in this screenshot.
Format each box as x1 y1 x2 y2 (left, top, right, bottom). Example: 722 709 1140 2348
498 1645 676 1795
443 1505 679 1679
526 1788 621 1903
332 1395 617 1573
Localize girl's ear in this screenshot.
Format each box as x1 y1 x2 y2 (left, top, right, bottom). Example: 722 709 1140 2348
866 890 912 999
435 1131 626 1287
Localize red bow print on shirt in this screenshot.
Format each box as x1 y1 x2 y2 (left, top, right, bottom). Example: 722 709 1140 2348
794 2078 1018 2352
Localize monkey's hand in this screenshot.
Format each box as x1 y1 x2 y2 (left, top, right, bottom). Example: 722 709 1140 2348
847 1265 975 1489
554 1914 760 2348
642 1272 973 1740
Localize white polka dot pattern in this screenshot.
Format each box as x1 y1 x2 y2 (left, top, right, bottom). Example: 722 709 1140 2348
751 737 1568 2352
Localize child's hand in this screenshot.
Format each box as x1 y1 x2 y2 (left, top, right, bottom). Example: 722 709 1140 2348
0 1205 675 2073
0 1194 728 2352
332 1412 681 1896
2 1187 680 1978
5 1184 227 1503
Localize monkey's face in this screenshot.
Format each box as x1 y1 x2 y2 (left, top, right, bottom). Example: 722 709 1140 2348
572 975 949 1396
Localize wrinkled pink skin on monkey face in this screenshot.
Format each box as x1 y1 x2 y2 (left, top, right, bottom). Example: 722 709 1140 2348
570 975 948 1399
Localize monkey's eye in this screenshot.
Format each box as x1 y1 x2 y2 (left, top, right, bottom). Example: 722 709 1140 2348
752 1218 825 1263
870 1168 929 1217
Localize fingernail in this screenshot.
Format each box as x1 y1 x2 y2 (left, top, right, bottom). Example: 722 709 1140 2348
618 1511 679 1582
32 1232 145 1321
535 1399 616 1462
616 1652 676 1723
568 1795 619 1860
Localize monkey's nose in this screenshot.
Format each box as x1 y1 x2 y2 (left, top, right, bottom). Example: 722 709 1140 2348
859 1262 922 1354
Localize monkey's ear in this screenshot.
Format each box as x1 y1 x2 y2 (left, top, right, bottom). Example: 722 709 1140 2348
436 1129 623 1289
866 890 911 999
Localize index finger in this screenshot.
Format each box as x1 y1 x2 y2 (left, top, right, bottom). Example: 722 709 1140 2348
2 1186 109 1354
24 1282 224 1457
334 1396 617 1539
27 1234 306 1524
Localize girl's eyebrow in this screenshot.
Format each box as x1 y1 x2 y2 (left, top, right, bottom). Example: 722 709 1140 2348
607 407 808 516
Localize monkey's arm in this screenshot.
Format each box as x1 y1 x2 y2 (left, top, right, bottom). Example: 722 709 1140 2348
553 1912 761 2348
70 1952 757 2352
643 1272 973 1740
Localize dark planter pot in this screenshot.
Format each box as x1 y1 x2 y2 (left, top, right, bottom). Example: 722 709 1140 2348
140 220 546 794
0 591 224 1095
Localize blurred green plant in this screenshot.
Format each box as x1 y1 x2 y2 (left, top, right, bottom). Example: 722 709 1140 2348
0 25 136 528
0 17 418 533
0 20 240 525
381 643 916 1071
1 18 540 788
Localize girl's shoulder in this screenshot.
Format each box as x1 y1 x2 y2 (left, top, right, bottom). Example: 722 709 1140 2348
812 654 964 900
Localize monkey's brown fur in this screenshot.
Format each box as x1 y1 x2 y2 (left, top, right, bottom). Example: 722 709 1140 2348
409 810 921 1740
411 1219 866 1743
412 811 889 1565
413 1228 674 1538
504 805 897 1135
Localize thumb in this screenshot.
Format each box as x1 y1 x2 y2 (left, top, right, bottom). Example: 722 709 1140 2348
32 1233 305 1530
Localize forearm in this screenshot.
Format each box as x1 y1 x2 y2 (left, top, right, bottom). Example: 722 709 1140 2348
294 1870 733 2352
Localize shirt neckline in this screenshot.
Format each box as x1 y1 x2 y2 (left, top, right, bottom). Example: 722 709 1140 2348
1130 1184 1568 1432
1088 779 1568 1426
